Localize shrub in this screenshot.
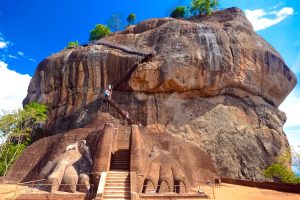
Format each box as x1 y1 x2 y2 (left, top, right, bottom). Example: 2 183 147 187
170 6 188 18
67 41 79 48
89 24 111 41
190 0 219 16
127 13 136 25
263 164 300 184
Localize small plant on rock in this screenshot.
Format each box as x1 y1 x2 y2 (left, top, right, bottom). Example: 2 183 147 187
89 24 111 41
127 13 136 26
67 41 79 48
170 6 188 18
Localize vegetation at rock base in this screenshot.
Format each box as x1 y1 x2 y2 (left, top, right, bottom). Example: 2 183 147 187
170 6 188 18
263 149 300 184
191 0 219 16
0 102 47 176
89 24 111 41
67 41 79 48
127 13 136 26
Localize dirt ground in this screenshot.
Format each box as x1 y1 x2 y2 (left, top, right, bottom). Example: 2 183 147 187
1 183 300 200
0 184 30 200
198 183 300 200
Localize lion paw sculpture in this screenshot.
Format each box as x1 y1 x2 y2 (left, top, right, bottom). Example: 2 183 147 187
39 140 93 193
142 147 188 194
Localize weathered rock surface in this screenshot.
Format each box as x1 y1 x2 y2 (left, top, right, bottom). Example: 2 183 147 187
21 7 297 180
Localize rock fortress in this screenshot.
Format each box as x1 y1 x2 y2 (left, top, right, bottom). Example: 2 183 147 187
2 7 297 200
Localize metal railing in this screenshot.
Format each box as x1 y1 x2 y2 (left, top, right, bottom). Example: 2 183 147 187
90 39 154 57
141 184 183 194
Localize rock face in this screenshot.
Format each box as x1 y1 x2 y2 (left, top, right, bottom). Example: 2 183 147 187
23 7 297 180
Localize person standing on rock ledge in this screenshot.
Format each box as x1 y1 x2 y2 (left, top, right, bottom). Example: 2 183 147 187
103 87 111 112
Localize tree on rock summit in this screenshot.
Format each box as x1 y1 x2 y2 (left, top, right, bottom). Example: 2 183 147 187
127 13 136 26
191 0 219 15
170 6 188 18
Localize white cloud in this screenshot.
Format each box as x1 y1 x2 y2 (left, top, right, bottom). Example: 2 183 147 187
0 41 8 49
280 89 300 128
28 58 36 62
0 60 31 115
245 7 294 31
272 2 284 9
280 89 300 151
18 51 24 56
284 126 300 152
7 54 19 59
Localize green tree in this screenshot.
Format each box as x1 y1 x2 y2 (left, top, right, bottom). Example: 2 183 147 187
67 41 79 48
107 14 123 32
170 6 188 18
263 149 300 184
263 164 300 184
0 102 47 176
190 0 219 16
89 24 111 41
127 13 136 26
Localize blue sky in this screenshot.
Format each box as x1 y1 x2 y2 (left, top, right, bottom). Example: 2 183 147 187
0 0 299 151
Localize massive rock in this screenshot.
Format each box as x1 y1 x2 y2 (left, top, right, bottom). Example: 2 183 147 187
22 7 297 180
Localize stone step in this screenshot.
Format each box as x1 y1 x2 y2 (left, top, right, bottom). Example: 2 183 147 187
106 180 129 183
105 186 130 190
107 175 129 177
106 177 129 180
107 174 129 177
103 194 130 198
108 170 129 173
110 167 129 170
111 163 129 166
105 181 130 185
105 183 130 187
104 190 130 194
111 163 129 164
108 171 129 173
105 187 130 191
106 180 130 184
111 159 129 162
111 163 128 166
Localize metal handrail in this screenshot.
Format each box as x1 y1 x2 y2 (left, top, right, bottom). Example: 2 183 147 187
9 182 96 199
18 179 46 185
142 184 182 193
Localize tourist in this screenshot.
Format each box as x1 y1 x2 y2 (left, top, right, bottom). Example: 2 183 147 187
104 88 110 100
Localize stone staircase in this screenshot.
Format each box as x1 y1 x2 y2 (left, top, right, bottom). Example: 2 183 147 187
102 125 131 200
103 171 130 200
111 150 129 170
